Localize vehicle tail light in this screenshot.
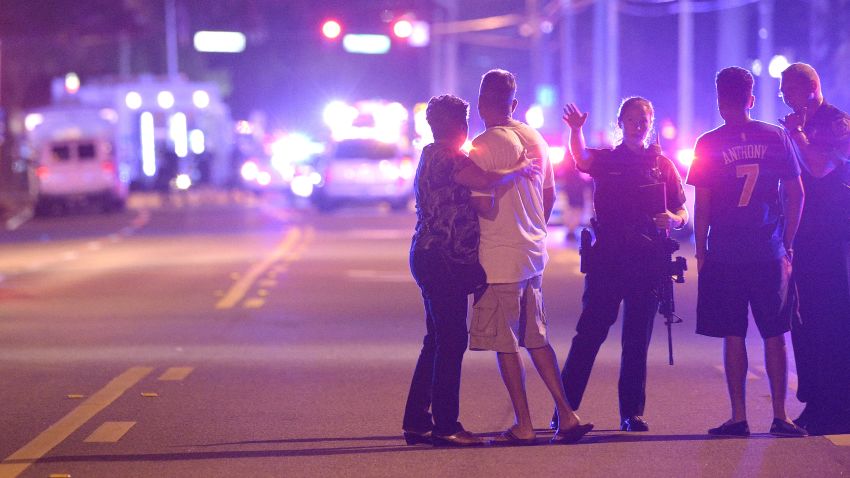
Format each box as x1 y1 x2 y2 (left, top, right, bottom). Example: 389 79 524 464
101 161 116 174
36 166 49 178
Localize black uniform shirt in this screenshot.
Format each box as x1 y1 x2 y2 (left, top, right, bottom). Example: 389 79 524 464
797 102 850 241
580 144 686 238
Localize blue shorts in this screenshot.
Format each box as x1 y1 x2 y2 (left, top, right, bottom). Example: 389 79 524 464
696 258 795 339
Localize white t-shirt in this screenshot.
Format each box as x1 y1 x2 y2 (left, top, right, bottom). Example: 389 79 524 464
469 119 555 283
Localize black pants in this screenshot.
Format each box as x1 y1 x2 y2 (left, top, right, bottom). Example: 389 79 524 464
791 236 850 433
403 247 468 436
560 248 659 418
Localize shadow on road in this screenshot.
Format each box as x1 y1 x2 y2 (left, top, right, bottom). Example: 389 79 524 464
12 432 777 464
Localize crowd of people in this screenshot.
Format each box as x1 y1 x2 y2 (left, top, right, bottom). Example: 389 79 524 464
403 62 850 446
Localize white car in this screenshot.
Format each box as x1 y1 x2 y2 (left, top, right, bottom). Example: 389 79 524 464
311 139 415 212
35 138 127 214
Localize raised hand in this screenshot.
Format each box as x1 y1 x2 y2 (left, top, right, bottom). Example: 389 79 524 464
780 107 807 131
562 103 588 130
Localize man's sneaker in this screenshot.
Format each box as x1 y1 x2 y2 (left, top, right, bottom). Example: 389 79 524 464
621 416 649 432
769 418 809 437
708 420 750 437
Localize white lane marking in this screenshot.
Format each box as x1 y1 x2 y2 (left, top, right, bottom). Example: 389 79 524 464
86 241 102 251
346 270 412 282
157 367 194 381
0 366 152 478
83 421 136 443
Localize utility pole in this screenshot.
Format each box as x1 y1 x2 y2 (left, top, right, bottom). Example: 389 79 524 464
591 0 618 145
678 0 694 149
757 0 775 122
716 4 747 125
165 0 179 79
559 0 576 108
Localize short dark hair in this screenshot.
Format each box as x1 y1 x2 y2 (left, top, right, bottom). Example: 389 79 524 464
426 95 468 141
479 69 516 108
716 66 754 107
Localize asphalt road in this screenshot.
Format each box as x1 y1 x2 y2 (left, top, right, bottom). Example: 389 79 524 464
0 191 848 477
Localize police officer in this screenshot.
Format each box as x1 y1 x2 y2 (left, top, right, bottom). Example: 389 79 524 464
780 63 850 435
553 97 688 432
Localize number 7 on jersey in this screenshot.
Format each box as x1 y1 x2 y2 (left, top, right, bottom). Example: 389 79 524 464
736 163 760 207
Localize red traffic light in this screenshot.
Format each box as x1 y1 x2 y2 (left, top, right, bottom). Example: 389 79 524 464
322 20 342 39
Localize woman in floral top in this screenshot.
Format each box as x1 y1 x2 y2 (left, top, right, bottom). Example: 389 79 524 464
403 95 536 447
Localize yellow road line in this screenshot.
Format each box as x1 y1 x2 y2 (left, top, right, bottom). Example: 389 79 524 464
825 434 850 446
243 297 265 309
83 421 136 443
215 227 302 309
0 366 152 478
158 367 194 381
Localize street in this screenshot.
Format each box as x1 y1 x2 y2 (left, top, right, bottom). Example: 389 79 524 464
0 192 848 478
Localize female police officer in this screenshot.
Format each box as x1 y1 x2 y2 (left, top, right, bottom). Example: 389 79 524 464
552 97 688 432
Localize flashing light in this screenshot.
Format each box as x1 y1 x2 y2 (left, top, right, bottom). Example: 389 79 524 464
157 91 175 109
343 34 391 55
378 159 401 181
325 100 410 143
65 72 80 94
461 140 473 154
193 31 246 53
291 175 315 198
393 20 414 39
241 161 259 181
99 108 119 124
25 113 44 132
768 55 790 79
169 113 189 158
235 120 254 135
661 121 677 140
36 166 49 178
676 149 695 168
549 146 566 166
125 91 143 110
175 173 192 190
525 104 545 130
322 20 342 40
409 21 430 47
140 112 156 177
257 171 272 186
189 129 206 155
752 59 764 77
193 90 210 109
399 158 415 180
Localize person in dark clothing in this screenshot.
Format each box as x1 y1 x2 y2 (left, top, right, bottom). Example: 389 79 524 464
402 94 536 447
553 97 688 433
780 62 850 435
689 66 807 437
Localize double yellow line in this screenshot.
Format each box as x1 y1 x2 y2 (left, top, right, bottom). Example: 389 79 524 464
215 226 313 310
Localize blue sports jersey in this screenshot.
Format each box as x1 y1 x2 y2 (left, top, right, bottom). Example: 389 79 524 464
687 120 801 263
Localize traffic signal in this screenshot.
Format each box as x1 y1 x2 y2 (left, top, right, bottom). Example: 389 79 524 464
321 20 342 40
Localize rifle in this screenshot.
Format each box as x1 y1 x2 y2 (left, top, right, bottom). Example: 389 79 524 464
654 230 687 365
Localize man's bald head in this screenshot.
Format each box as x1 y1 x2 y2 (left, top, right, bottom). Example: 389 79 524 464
781 63 821 91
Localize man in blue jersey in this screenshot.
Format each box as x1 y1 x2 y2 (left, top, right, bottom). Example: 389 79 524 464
688 66 807 437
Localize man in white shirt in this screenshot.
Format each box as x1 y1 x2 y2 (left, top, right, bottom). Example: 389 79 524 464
468 69 591 445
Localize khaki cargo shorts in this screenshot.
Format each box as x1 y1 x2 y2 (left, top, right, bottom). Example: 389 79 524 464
469 275 548 353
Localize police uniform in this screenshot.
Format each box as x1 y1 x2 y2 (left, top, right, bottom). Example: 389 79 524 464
789 102 850 435
560 144 686 423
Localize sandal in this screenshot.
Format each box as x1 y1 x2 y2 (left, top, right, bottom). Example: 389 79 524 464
488 428 537 446
550 423 594 444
